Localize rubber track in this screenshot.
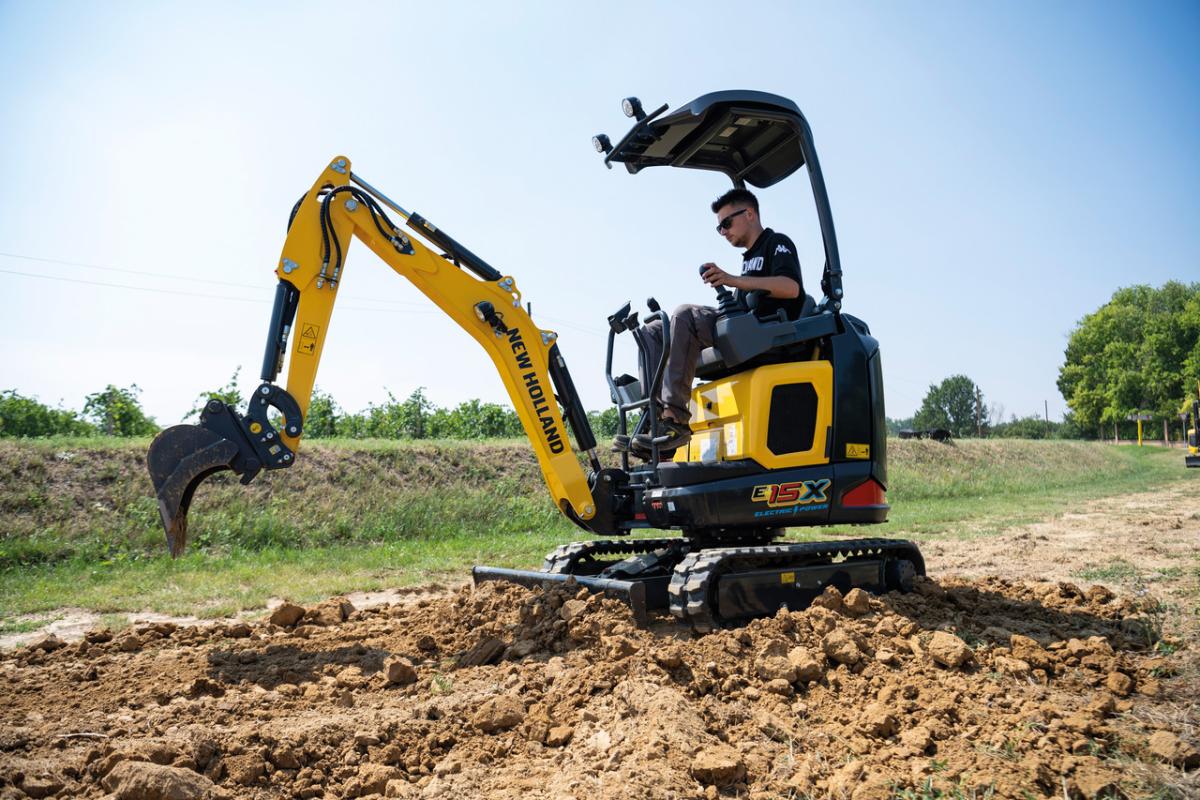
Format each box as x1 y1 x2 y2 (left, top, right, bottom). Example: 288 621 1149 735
541 538 686 574
667 538 925 634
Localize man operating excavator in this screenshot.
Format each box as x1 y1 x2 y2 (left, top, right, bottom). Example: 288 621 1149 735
621 188 806 454
147 92 925 630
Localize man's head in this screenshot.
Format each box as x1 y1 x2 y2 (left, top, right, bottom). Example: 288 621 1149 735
711 188 763 248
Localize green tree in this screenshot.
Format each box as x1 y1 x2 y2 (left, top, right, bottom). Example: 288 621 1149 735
1053 411 1090 440
1058 282 1200 437
991 415 1055 440
185 367 245 421
304 387 341 438
913 375 983 437
584 407 642 439
587 408 621 439
83 384 159 436
0 390 95 437
430 399 523 439
397 388 434 438
349 388 435 439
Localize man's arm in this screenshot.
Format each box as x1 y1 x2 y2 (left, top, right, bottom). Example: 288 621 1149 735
701 264 800 298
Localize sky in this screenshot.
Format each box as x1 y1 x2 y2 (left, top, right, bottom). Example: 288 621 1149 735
0 0 1197 428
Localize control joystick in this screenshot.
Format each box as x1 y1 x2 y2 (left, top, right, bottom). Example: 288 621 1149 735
700 264 742 316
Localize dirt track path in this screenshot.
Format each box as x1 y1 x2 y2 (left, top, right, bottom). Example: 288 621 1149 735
925 481 1199 595
2 486 1198 799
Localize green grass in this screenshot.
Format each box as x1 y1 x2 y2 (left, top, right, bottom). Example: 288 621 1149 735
0 617 54 635
807 440 1194 543
1075 559 1142 583
0 532 574 618
894 777 996 800
0 437 1194 621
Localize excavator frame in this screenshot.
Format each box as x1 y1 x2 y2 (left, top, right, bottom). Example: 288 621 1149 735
147 92 925 632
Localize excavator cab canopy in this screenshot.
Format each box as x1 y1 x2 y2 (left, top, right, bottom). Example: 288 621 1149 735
602 90 808 189
595 90 845 310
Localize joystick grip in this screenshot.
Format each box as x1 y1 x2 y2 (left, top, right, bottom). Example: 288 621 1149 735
700 265 741 315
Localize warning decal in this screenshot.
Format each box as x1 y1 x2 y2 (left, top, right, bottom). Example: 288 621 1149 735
296 323 320 356
846 443 870 459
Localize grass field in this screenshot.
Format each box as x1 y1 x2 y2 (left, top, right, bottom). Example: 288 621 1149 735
0 436 1192 620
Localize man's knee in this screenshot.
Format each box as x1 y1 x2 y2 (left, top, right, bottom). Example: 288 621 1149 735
672 303 717 344
671 303 706 322
671 303 709 336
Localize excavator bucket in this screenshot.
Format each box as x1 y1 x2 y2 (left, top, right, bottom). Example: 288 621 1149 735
146 424 240 557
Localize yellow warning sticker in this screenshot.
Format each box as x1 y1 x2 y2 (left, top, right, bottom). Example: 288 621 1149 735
846 443 870 459
780 572 795 584
297 323 320 356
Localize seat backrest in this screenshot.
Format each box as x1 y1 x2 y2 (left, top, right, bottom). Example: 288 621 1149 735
746 290 816 321
797 293 817 319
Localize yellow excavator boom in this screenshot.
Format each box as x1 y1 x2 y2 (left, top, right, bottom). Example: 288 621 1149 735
146 157 599 555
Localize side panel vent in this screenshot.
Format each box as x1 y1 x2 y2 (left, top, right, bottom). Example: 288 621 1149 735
767 383 817 455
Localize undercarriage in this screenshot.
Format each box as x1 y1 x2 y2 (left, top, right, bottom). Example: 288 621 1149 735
474 536 924 631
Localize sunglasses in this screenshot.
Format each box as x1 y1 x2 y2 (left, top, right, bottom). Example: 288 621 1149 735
716 208 748 232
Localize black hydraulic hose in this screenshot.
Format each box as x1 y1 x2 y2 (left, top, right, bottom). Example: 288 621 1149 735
310 184 499 285
318 194 333 274
318 186 411 277
320 195 344 279
287 193 306 232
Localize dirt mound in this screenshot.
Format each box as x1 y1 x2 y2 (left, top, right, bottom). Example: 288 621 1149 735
1 576 1195 799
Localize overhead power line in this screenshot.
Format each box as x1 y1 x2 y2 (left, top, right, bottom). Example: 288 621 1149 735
0 267 442 315
0 250 270 292
0 254 604 337
0 267 266 304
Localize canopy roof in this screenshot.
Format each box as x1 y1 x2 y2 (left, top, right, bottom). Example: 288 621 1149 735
605 91 809 188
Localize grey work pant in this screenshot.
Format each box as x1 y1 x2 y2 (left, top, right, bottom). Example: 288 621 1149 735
640 304 719 423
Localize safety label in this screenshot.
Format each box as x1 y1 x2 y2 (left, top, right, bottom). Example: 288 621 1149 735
846 443 870 459
297 323 320 356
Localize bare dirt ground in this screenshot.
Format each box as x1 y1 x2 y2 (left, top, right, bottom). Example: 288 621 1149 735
2 485 1198 800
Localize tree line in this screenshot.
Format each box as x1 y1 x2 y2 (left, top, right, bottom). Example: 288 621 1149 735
1058 282 1199 441
0 375 628 440
891 281 1198 442
7 282 1195 443
886 374 1086 441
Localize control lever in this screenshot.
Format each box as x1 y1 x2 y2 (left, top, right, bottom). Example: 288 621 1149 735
700 265 742 316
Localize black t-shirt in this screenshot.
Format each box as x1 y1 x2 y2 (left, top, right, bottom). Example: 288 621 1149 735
736 228 805 319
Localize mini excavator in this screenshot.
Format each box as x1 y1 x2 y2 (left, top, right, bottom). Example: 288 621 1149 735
1186 383 1199 468
147 91 925 632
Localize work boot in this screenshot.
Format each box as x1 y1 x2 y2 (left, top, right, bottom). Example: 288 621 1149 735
632 418 692 452
612 433 675 462
611 433 640 453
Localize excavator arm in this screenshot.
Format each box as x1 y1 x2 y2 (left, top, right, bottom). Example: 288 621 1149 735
147 157 606 556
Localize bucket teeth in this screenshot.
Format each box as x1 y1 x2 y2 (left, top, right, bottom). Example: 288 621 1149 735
146 425 240 557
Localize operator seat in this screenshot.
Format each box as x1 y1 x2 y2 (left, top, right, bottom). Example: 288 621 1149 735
695 292 831 381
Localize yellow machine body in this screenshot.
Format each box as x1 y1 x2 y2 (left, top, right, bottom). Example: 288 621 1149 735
674 361 834 469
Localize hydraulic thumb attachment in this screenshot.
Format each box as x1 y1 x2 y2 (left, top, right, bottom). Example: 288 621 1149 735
148 384 303 556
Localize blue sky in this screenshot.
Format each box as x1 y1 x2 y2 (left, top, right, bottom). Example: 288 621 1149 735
1 1 1196 427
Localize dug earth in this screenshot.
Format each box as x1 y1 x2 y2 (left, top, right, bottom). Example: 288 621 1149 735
0 577 1196 799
